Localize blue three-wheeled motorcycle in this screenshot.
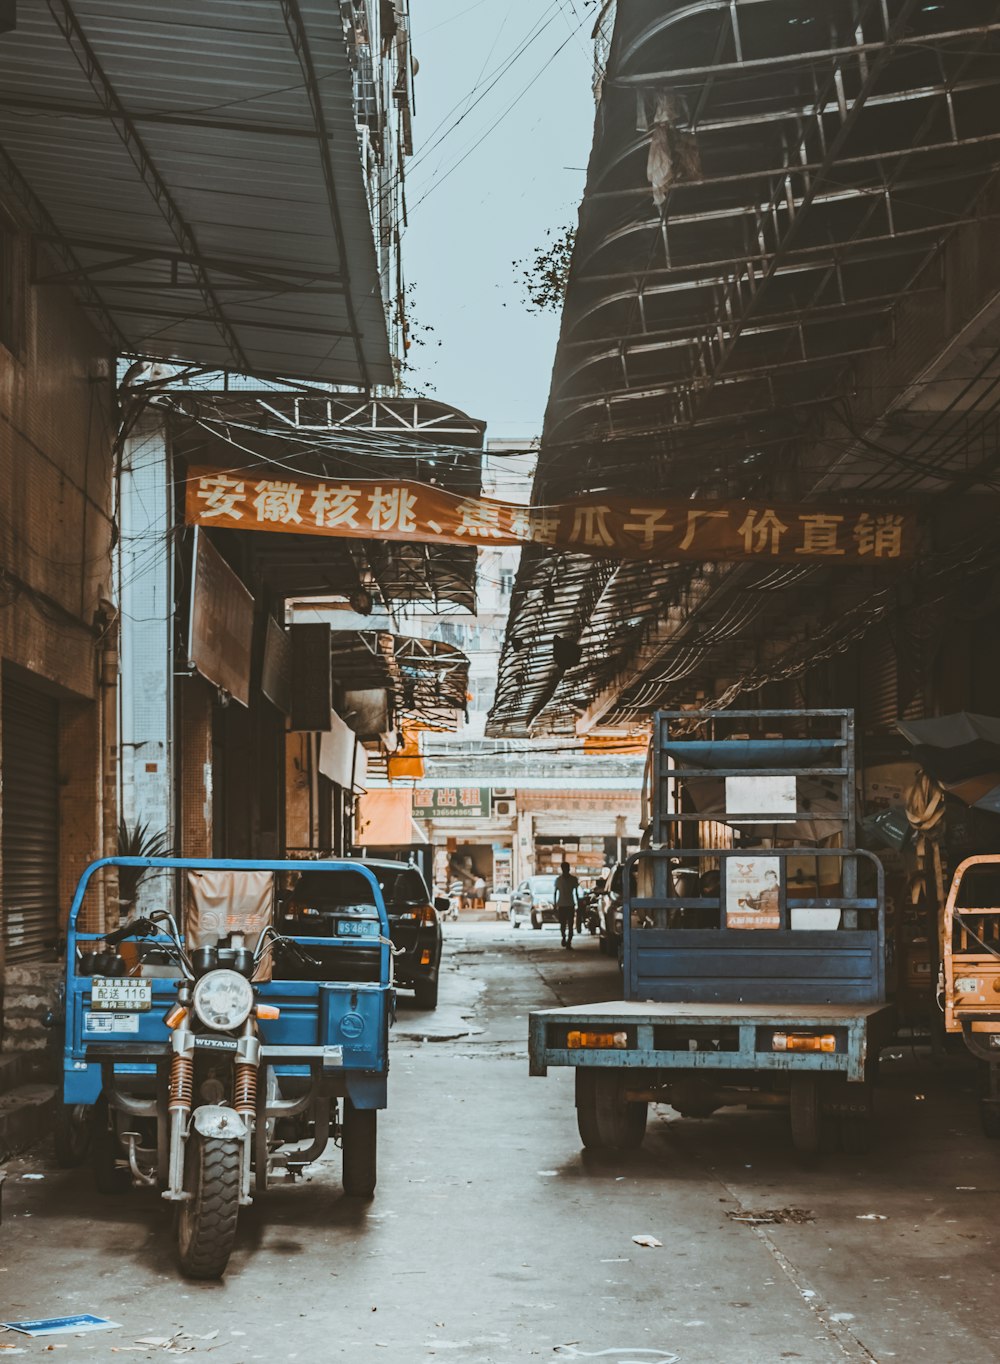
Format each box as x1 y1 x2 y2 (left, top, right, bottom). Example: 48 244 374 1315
57 857 394 1278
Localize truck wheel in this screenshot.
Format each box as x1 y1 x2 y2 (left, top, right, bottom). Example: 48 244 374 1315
414 975 439 1010
342 1100 377 1198
176 1131 242 1279
575 1069 647 1153
53 1103 92 1168
789 1074 827 1154
531 912 542 930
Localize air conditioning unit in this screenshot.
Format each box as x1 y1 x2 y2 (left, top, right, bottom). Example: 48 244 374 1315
492 788 515 800
494 800 514 817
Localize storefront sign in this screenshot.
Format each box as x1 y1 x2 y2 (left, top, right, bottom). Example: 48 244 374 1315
260 616 292 714
412 786 491 819
188 529 254 706
186 466 917 565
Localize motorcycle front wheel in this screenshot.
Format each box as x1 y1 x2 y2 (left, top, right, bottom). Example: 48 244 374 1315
176 1130 242 1279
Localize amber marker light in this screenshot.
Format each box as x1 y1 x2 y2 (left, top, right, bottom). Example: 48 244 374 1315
772 1032 836 1053
164 1004 188 1030
567 1030 628 1049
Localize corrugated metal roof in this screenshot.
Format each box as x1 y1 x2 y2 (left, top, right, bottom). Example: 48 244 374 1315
0 0 391 385
489 0 1000 737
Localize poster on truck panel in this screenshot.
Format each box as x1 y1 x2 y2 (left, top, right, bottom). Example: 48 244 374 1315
725 856 781 930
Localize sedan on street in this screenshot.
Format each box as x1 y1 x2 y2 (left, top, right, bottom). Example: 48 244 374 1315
509 875 559 930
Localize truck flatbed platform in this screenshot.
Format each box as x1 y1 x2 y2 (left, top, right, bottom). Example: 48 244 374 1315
529 999 894 1082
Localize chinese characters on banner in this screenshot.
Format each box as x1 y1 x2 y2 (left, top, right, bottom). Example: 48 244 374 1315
185 466 917 565
411 787 491 819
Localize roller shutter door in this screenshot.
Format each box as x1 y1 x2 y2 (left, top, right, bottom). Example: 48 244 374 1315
2 679 59 962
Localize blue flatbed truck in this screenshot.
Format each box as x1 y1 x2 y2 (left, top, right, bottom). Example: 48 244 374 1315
528 710 894 1154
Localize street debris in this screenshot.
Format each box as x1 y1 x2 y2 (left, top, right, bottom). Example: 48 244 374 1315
553 1347 679 1361
1 1316 120 1338
631 1234 663 1248
19 1175 44 1181
856 1214 888 1221
727 1207 813 1225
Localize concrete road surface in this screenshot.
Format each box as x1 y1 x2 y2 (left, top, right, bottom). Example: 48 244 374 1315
2 921 999 1363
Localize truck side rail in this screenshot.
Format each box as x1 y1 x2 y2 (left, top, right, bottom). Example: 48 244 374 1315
623 847 886 1006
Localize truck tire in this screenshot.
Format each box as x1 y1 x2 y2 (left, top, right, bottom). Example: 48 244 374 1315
53 1103 92 1168
789 1074 825 1154
176 1132 242 1279
342 1099 377 1198
531 911 542 930
575 1069 647 1153
414 975 439 1010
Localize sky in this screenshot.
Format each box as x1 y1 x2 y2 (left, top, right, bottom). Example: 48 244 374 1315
400 0 599 442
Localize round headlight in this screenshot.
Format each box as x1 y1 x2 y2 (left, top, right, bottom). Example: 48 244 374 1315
192 969 254 1032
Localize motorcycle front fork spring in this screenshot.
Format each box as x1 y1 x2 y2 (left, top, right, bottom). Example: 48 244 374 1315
234 1062 257 1118
168 1053 194 1111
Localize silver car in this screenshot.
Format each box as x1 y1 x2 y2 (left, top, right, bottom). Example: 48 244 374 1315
508 875 558 930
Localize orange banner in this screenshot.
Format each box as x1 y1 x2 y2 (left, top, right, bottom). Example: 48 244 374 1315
185 466 916 564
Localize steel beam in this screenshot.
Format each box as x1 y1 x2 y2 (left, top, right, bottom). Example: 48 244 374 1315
34 236 345 290
0 142 126 350
614 19 1000 87
280 0 370 390
46 0 251 373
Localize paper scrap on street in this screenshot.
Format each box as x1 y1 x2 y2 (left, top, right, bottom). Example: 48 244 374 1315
856 1213 888 1221
1 1316 120 1337
631 1234 663 1248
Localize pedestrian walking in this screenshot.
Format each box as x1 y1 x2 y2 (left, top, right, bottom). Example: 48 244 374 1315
555 861 580 948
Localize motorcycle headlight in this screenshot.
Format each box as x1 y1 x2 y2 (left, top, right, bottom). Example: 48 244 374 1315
192 969 254 1032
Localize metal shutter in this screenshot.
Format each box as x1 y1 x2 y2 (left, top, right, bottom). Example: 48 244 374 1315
2 679 60 962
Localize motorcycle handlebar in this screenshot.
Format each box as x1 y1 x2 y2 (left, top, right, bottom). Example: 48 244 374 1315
103 916 156 947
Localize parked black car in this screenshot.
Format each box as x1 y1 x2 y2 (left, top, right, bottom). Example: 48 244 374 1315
277 860 445 1009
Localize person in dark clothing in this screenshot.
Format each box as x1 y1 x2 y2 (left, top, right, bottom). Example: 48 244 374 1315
555 861 580 948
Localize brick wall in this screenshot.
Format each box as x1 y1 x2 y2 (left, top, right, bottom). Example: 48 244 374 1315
0 201 116 1014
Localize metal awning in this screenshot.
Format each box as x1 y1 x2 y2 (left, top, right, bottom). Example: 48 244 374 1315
490 0 1000 737
330 631 470 734
170 391 483 616
0 0 391 385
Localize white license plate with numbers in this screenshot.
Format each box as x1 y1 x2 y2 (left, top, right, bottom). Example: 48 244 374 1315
90 978 152 1011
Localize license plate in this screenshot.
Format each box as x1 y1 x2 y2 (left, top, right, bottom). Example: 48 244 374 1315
90 978 152 1012
336 919 379 938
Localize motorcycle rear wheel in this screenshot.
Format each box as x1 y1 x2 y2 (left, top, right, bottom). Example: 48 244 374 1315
342 1099 377 1198
176 1131 241 1279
